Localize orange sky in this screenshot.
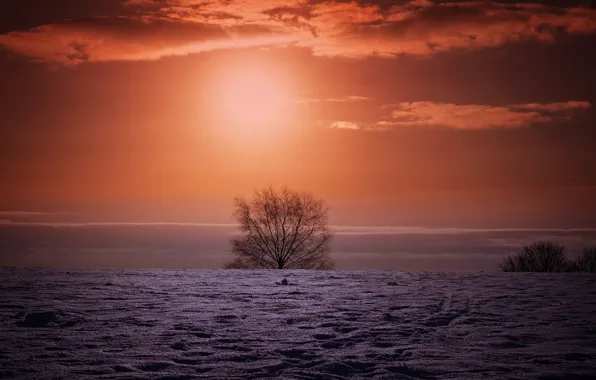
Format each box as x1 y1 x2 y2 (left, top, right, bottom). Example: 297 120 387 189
1 0 596 268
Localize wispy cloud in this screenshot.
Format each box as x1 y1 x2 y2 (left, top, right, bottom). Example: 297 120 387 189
0 211 53 217
380 101 590 129
297 96 368 104
2 219 595 235
332 225 596 235
328 121 361 130
0 211 73 218
0 220 237 228
323 100 590 131
1 1 596 63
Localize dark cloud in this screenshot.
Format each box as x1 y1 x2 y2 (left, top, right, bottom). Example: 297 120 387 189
0 16 234 64
0 0 132 33
311 1 596 57
1 1 595 63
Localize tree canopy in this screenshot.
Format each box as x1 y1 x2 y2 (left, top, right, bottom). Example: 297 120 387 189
225 187 333 270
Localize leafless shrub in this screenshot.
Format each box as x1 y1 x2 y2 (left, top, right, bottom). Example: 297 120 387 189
499 241 570 272
575 247 596 273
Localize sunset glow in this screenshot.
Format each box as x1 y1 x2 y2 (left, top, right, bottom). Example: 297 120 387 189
1 0 596 270
212 62 293 140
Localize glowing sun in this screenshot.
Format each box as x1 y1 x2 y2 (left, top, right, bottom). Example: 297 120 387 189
213 63 293 140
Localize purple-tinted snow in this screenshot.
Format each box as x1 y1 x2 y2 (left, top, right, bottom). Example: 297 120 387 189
1 269 595 379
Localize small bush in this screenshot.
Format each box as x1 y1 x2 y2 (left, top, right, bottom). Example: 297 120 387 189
499 255 519 272
499 241 570 272
575 247 596 273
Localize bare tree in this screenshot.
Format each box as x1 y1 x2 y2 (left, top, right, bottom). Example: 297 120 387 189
226 187 333 269
499 241 571 272
576 247 596 273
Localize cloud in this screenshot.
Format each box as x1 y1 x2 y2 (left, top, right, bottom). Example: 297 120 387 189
331 225 596 236
1 1 596 63
0 211 53 217
329 120 361 130
308 1 596 58
297 95 368 104
523 101 592 112
0 220 237 227
3 219 593 236
0 15 296 64
380 101 591 129
0 211 74 219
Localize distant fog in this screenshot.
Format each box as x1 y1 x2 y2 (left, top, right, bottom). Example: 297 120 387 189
1 224 595 271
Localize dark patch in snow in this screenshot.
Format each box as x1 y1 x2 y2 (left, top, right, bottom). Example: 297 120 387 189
12 310 26 319
385 364 436 379
112 364 136 372
171 357 202 365
137 361 172 372
321 340 343 349
372 340 396 348
170 341 188 351
229 354 260 362
318 322 339 328
277 348 319 360
389 305 410 311
17 311 57 327
313 333 336 340
212 344 252 352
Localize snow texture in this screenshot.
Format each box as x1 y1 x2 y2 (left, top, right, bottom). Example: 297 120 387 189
1 269 596 379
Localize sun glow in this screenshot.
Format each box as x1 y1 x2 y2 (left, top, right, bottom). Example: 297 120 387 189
212 62 294 140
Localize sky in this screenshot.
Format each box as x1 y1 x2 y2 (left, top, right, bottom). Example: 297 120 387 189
1 0 596 269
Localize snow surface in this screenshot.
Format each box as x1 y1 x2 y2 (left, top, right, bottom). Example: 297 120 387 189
1 269 595 379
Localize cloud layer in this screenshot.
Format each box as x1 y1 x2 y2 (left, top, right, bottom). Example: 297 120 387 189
328 100 591 130
297 96 369 104
1 1 596 63
383 100 591 129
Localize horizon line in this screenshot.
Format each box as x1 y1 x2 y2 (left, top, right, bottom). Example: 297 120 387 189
1 221 596 234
